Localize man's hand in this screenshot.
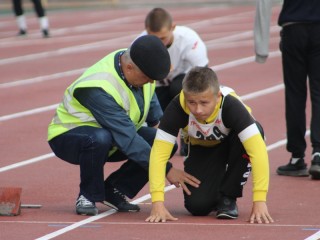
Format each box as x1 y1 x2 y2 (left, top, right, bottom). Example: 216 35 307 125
145 201 178 223
166 167 200 195
249 201 274 224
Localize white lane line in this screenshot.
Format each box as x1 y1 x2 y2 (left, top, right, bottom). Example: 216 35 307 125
34 209 116 240
2 128 307 175
304 230 320 240
265 130 310 152
0 47 280 89
0 83 282 122
2 128 307 174
241 83 284 101
0 33 245 66
0 153 55 173
0 15 143 44
0 50 282 122
34 185 175 240
0 9 255 46
0 69 85 89
0 104 58 122
0 47 280 90
0 35 135 66
213 50 281 72
0 83 283 123
0 15 280 67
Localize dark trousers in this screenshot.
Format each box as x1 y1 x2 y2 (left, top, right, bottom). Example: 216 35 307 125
183 122 265 216
48 126 156 202
280 23 320 157
12 0 45 17
155 74 185 111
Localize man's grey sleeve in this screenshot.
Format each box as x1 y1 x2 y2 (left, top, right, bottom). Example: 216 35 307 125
254 0 272 63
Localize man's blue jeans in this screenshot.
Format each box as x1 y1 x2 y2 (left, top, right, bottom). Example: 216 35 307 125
49 126 160 202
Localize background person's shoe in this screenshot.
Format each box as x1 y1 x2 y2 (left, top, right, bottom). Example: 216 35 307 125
102 187 140 212
216 196 238 219
18 29 27 36
76 195 98 216
276 158 309 176
42 29 50 38
309 153 320 180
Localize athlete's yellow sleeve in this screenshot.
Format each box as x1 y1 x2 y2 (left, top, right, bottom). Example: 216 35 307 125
240 125 269 202
149 130 175 202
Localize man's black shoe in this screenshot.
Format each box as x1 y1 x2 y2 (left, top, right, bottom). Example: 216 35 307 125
102 187 140 212
309 153 320 180
277 158 308 176
216 196 238 219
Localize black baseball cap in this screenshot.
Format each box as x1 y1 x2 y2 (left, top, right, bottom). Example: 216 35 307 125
130 35 171 80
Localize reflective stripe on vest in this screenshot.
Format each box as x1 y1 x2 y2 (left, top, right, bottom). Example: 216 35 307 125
53 72 131 128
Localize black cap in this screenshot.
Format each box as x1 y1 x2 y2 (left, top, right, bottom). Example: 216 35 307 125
130 35 171 80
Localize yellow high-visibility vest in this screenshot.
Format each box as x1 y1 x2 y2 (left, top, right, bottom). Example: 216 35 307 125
48 50 155 154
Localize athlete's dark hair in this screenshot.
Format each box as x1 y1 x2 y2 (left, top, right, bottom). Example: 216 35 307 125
182 66 220 95
145 8 172 32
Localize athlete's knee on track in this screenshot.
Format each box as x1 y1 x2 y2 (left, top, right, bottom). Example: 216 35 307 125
184 197 216 216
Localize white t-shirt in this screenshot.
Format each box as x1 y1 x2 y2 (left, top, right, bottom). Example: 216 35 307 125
140 26 209 86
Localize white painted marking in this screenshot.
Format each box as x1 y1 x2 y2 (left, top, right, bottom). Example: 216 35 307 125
0 153 55 173
304 230 320 240
0 104 58 122
0 69 85 89
0 50 282 122
34 186 175 240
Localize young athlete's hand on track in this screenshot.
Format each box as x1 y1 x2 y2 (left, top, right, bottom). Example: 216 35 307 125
166 167 200 195
145 201 178 223
249 201 274 224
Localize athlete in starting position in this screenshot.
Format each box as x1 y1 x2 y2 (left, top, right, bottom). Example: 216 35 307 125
145 66 273 224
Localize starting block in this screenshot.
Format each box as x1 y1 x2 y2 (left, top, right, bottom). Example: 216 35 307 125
0 187 22 216
0 187 42 216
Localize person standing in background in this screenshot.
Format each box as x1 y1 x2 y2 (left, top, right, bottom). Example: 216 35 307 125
12 0 50 38
141 7 209 111
253 0 272 63
276 1 320 179
140 8 209 156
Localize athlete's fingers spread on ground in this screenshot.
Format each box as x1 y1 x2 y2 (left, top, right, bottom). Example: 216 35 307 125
256 216 263 224
262 213 274 224
250 202 273 224
145 215 154 222
249 217 256 224
145 214 177 223
250 213 273 224
249 213 261 224
145 215 166 223
261 215 269 224
268 214 274 223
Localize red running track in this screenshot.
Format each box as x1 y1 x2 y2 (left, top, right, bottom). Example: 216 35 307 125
0 2 319 240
